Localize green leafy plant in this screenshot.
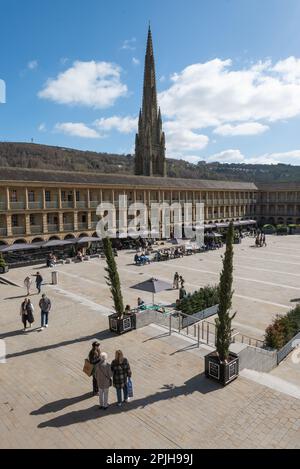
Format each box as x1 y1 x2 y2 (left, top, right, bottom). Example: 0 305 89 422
103 237 124 318
177 285 219 315
215 222 236 363
265 305 300 349
0 253 7 269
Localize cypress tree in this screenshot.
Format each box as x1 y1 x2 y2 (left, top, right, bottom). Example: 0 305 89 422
215 222 236 362
103 237 124 318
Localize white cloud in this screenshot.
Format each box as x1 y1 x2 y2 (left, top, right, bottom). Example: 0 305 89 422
39 61 127 109
94 115 137 134
207 149 246 163
159 57 300 130
214 122 269 136
164 121 209 159
206 148 300 165
121 38 136 51
55 122 100 139
132 57 140 66
38 123 46 132
272 56 300 83
28 60 38 70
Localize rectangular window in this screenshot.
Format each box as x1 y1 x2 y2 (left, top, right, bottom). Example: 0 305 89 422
30 214 35 225
10 190 17 202
28 191 35 202
45 191 51 202
12 214 18 226
76 191 80 202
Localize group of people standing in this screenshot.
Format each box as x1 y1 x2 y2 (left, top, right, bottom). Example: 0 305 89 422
255 233 267 247
24 272 43 296
20 294 52 332
88 342 132 410
173 272 187 300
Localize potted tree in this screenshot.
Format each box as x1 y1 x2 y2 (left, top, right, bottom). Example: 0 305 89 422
205 222 239 385
0 253 8 274
104 237 135 334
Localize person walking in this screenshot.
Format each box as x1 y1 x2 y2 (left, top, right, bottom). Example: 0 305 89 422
24 276 32 296
39 294 51 330
262 233 267 247
94 352 112 410
88 341 101 396
173 272 179 289
111 350 132 407
33 272 43 294
179 275 185 289
26 299 35 328
20 298 29 331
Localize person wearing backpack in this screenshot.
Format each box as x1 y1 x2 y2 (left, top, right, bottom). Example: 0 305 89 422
111 350 132 407
39 294 51 330
94 352 112 410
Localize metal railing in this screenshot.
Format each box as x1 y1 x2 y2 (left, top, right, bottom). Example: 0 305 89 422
76 201 87 209
62 201 74 209
10 202 25 210
47 224 59 233
63 223 74 231
45 201 58 209
90 201 99 208
12 226 25 235
0 202 6 211
0 227 7 236
77 223 88 230
277 331 300 364
231 332 265 349
30 225 43 234
28 202 43 209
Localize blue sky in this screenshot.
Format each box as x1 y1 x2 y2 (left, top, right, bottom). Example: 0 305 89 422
1 0 300 165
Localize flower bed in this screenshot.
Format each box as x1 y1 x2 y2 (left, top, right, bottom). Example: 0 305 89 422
177 285 219 316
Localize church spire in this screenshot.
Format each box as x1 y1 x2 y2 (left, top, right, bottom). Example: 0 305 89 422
135 26 166 177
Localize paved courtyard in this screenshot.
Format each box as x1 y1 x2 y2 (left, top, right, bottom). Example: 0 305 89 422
0 235 300 448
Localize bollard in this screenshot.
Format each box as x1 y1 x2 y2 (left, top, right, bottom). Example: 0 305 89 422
52 271 58 285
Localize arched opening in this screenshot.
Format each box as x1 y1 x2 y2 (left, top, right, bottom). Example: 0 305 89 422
13 239 27 245
64 234 75 240
92 232 99 238
49 236 60 241
78 233 88 239
32 237 44 244
0 240 8 246
277 218 284 225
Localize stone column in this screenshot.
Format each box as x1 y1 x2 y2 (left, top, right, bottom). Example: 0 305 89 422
5 187 10 211
25 214 31 235
42 213 48 234
6 214 12 237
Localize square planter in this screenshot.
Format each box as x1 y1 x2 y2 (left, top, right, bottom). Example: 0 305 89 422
0 265 9 274
108 313 136 335
205 351 239 386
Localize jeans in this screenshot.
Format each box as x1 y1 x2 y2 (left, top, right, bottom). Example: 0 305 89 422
37 283 42 294
116 385 128 404
41 311 49 327
99 388 109 408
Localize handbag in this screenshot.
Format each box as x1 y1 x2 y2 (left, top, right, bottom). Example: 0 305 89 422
83 359 94 377
127 378 133 398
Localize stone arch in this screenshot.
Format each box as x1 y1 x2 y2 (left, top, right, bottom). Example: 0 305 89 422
0 240 8 246
32 237 44 244
13 239 27 244
78 233 88 239
49 236 60 241
64 234 75 240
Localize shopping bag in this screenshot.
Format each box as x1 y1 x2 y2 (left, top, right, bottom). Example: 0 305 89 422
127 378 133 398
83 359 94 377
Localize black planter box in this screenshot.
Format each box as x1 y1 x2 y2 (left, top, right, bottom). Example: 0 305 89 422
0 265 9 274
205 351 239 386
108 313 136 335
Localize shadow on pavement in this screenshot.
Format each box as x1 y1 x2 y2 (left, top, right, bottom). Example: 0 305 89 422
37 373 221 429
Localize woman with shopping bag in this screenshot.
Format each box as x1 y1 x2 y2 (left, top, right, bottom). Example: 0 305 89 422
111 350 132 407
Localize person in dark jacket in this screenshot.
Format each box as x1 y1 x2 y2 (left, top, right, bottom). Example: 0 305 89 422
88 341 101 395
33 272 43 294
111 350 132 407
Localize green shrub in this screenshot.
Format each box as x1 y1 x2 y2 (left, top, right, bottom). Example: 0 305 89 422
265 306 300 349
0 253 6 268
178 285 219 316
